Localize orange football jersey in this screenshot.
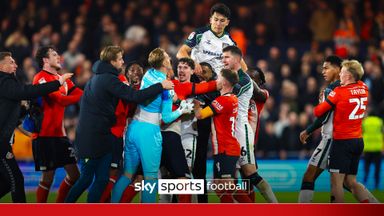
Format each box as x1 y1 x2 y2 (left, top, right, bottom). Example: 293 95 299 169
314 81 368 139
209 93 240 156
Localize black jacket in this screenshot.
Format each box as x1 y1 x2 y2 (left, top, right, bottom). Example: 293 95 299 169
0 71 60 157
74 61 164 159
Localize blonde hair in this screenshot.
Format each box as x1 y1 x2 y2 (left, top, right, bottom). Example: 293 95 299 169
148 48 166 69
341 59 364 81
100 46 123 62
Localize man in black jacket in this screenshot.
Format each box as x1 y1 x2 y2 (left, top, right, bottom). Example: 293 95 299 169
0 52 72 202
65 46 173 203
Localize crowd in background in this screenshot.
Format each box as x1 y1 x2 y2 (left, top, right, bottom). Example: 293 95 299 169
1 0 384 160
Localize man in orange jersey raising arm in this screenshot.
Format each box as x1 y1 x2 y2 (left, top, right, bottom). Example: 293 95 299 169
32 46 83 203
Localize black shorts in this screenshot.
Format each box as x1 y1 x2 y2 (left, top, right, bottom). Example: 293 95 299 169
111 136 123 169
161 131 190 178
213 154 239 179
32 137 77 171
328 138 364 175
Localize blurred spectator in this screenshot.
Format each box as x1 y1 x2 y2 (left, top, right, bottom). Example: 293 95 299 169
284 1 308 41
334 19 358 58
230 27 247 55
267 46 282 76
280 79 299 112
280 111 302 159
74 60 92 89
309 0 336 44
248 22 270 61
298 76 319 112
256 0 282 42
285 47 301 76
363 61 384 109
280 64 293 81
362 109 383 190
360 2 379 44
63 40 85 73
257 120 279 158
5 31 30 65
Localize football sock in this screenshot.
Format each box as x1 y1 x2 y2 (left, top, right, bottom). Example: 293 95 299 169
256 180 278 203
358 183 379 203
247 172 278 203
216 190 233 203
178 194 192 203
299 182 315 203
350 182 370 203
36 181 51 203
120 184 139 203
232 189 253 203
248 190 255 202
99 176 118 202
56 177 75 203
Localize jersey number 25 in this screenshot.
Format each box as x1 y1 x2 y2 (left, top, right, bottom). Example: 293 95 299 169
348 97 367 120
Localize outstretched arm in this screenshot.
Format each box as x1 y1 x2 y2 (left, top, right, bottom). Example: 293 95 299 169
176 44 192 59
251 80 267 103
47 80 83 106
313 101 333 117
194 99 214 120
108 75 164 104
0 79 61 100
161 90 182 124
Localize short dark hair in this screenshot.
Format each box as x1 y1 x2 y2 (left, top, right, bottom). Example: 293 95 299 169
178 57 195 70
200 62 213 72
223 45 242 58
125 61 143 73
0 52 12 61
221 68 239 86
200 62 217 81
35 45 57 69
325 55 342 68
210 3 231 19
247 67 266 85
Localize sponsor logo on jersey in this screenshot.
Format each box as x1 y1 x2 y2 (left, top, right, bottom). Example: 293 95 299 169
329 91 336 97
206 39 211 45
212 100 223 111
202 49 221 57
188 32 195 40
38 78 47 84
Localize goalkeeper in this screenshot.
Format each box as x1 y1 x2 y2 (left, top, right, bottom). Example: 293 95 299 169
111 48 190 203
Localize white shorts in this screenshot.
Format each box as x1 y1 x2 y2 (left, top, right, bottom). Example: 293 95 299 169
181 134 197 169
235 121 255 167
308 136 332 170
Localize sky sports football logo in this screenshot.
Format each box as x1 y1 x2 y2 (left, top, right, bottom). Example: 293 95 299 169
134 179 250 195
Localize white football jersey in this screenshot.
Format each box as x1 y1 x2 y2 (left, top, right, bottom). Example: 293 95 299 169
233 69 253 123
185 26 236 74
